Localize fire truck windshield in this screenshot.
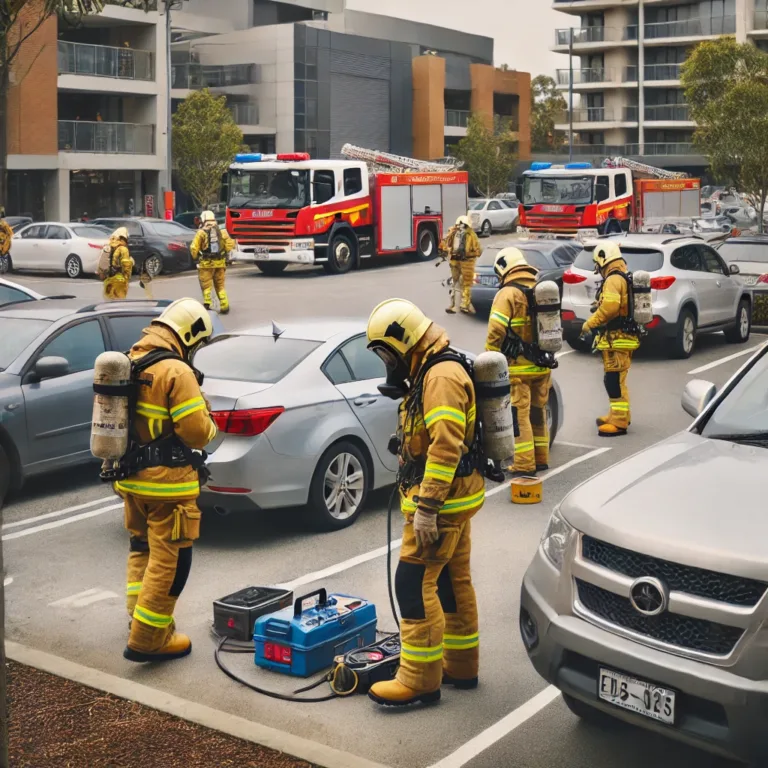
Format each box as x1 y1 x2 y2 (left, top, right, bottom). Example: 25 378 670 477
522 176 594 206
228 169 310 209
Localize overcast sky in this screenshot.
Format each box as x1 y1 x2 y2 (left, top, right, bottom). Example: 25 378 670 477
347 0 570 78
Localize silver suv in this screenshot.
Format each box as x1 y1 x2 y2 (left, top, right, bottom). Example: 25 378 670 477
561 234 752 358
520 345 768 765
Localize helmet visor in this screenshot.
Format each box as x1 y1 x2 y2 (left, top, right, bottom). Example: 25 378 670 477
368 342 400 371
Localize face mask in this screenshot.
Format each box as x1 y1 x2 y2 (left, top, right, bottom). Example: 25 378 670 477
370 343 410 400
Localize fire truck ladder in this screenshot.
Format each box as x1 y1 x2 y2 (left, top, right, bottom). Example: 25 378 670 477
602 156 689 180
341 144 464 173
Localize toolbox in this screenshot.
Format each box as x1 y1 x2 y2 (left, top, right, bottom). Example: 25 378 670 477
254 588 377 677
213 586 294 642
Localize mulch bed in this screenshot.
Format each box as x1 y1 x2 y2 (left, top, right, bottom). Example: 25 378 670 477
8 661 317 768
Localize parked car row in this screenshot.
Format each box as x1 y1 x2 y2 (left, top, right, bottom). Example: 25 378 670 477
469 198 519 237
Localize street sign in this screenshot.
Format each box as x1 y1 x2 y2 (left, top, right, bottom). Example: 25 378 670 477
144 194 154 217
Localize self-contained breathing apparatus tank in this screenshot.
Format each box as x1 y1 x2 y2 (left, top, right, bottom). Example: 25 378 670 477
97 244 112 280
631 270 653 325
532 280 563 353
472 351 516 463
91 351 132 460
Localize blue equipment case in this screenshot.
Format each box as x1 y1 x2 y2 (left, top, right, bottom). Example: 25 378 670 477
254 589 377 677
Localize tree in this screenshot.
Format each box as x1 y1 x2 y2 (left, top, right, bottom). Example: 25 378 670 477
530 74 567 153
682 37 768 233
172 89 244 209
454 113 518 199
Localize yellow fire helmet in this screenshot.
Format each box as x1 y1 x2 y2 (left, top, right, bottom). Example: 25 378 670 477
494 247 529 281
155 297 213 351
593 241 624 272
456 215 471 228
112 227 129 242
367 298 432 359
200 210 217 226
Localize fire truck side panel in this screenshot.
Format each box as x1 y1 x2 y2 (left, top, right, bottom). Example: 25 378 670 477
379 185 414 251
634 178 701 230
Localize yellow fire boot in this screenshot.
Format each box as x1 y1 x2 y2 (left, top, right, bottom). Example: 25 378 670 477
598 423 627 438
442 673 478 690
124 631 192 663
368 679 441 707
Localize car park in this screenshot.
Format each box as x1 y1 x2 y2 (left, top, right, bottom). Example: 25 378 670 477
561 234 752 358
468 198 519 237
92 217 196 276
471 238 580 314
520 343 768 766
195 319 565 530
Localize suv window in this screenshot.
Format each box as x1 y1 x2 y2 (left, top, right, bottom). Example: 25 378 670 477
574 246 664 272
340 335 386 381
343 168 363 196
487 201 503 211
698 245 727 275
108 315 153 352
36 320 106 374
46 225 70 240
671 245 700 271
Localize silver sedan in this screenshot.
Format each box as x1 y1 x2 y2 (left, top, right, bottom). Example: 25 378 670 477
195 320 565 530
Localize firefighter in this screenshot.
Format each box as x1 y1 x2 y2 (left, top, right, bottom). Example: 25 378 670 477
366 299 484 707
102 227 134 300
439 215 482 314
117 298 217 662
580 241 639 437
485 248 552 476
0 209 12 271
190 210 236 314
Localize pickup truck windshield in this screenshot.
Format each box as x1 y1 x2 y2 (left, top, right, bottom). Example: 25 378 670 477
228 169 309 210
523 176 593 206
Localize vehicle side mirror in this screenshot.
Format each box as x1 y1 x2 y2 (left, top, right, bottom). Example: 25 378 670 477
729 263 740 275
30 356 71 382
681 379 716 418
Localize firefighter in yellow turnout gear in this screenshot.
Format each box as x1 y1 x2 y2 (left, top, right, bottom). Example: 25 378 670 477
190 210 236 314
101 228 134 300
0 209 13 271
486 248 552 475
581 241 639 437
439 215 482 314
366 299 484 707
118 298 218 662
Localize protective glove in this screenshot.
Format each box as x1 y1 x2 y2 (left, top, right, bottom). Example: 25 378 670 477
579 322 592 341
413 508 439 548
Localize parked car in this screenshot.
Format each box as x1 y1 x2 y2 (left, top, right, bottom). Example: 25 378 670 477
468 198 519 237
717 234 768 326
175 211 224 229
561 234 752 358
92 217 196 276
0 277 44 306
5 216 33 232
0 299 224 506
521 344 768 766
3 222 111 278
195 320 565 530
471 238 580 314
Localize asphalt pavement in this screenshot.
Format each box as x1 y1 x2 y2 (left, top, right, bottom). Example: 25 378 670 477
3 239 762 768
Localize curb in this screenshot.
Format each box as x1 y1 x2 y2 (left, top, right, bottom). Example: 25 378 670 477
7 641 391 768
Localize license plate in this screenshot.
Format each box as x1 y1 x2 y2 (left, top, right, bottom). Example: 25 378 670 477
479 275 498 287
598 668 676 725
252 246 269 260
743 276 758 286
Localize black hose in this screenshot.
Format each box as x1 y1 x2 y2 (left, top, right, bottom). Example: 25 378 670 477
387 485 400 631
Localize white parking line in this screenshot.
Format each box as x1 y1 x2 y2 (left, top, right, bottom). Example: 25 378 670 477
688 343 765 375
49 588 119 608
2 503 123 541
557 440 601 450
3 577 13 587
2 495 115 530
555 350 574 360
427 686 560 768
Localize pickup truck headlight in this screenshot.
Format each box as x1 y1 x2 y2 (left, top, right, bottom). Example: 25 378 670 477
292 239 314 251
540 507 574 571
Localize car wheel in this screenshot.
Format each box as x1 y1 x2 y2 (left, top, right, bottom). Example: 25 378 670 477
256 262 288 276
306 441 369 531
65 254 83 279
412 227 437 261
144 253 163 278
565 334 592 353
0 443 10 510
0 254 11 275
669 308 697 359
562 694 623 729
724 299 751 344
481 220 492 237
547 388 559 446
323 234 355 275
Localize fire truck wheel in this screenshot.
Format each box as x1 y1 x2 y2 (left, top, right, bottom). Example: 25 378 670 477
256 262 288 276
413 227 437 261
324 234 356 275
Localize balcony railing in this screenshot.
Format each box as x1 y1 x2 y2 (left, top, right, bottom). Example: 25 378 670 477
557 107 614 123
623 66 638 82
556 67 614 85
552 142 697 158
445 109 470 128
230 103 259 125
754 10 768 30
58 41 154 81
171 63 259 89
623 25 638 41
625 142 696 156
623 106 639 122
58 121 155 154
644 16 736 40
557 144 628 157
555 27 615 46
645 104 691 121
104 0 158 8
644 63 683 81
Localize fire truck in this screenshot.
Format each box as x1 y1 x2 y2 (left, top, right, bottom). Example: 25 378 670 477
226 145 469 275
516 157 701 238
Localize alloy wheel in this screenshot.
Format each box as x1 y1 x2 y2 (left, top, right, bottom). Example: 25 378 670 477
323 452 364 520
145 254 162 277
740 306 749 339
66 257 81 278
683 316 695 354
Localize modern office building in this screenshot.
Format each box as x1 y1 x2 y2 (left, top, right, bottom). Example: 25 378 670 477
550 0 767 171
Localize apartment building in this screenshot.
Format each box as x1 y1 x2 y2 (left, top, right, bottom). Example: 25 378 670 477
550 0 767 172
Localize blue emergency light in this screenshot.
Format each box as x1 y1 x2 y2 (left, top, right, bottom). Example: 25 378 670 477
235 153 310 163
565 162 593 169
530 162 552 171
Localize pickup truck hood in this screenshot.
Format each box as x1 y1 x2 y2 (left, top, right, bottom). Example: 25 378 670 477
562 431 768 581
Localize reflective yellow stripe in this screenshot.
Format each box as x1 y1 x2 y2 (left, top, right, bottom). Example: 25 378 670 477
171 397 206 422
400 488 484 516
133 604 173 628
400 642 443 664
596 340 639 350
490 310 510 327
534 437 549 446
115 479 200 498
468 404 477 423
601 292 621 302
508 318 528 326
611 402 630 411
136 401 170 416
509 364 550 375
515 440 534 453
126 582 142 596
424 461 457 483
443 632 479 650
424 406 466 428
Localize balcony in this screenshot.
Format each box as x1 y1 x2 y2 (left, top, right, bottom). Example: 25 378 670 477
104 0 158 8
58 121 155 154
624 142 696 156
644 63 682 82
556 67 614 86
644 16 736 40
230 103 259 125
58 41 154 81
623 66 638 83
623 106 639 122
644 104 691 122
754 10 768 30
171 63 259 90
445 109 470 128
557 107 615 123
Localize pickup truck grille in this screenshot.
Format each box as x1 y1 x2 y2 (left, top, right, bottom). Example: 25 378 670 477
576 580 743 656
228 219 295 247
582 535 767 608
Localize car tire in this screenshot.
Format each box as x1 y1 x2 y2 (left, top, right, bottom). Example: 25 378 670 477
144 253 163 278
481 220 492 237
668 308 697 359
565 334 592 353
305 441 369 531
562 694 623 729
723 298 751 344
0 443 10 510
412 227 437 261
256 262 288 276
65 254 83 279
0 254 11 275
323 234 355 275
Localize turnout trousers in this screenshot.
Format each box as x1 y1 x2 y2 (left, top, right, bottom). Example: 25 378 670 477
510 373 551 472
395 512 480 692
124 495 201 653
600 349 632 429
448 259 477 312
103 275 129 300
198 266 228 312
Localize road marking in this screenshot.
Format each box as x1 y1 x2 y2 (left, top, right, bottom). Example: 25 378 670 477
50 587 119 608
2 503 123 541
3 577 12 587
557 440 601 450
555 350 574 359
2 495 115 530
427 686 560 768
688 343 765 375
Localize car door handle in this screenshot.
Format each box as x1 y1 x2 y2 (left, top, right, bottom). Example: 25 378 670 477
353 395 379 407
4 403 20 412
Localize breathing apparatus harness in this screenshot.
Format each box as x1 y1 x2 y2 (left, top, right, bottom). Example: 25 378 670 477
97 348 209 484
594 268 647 339
201 225 222 257
500 279 559 370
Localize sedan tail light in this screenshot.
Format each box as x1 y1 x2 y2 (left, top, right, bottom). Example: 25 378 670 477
167 241 188 252
650 276 676 290
757 274 768 284
88 242 105 249
562 269 587 284
645 316 662 329
211 407 284 437
561 310 577 321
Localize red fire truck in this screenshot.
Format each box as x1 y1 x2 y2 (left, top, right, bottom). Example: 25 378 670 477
226 146 469 276
517 157 701 237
